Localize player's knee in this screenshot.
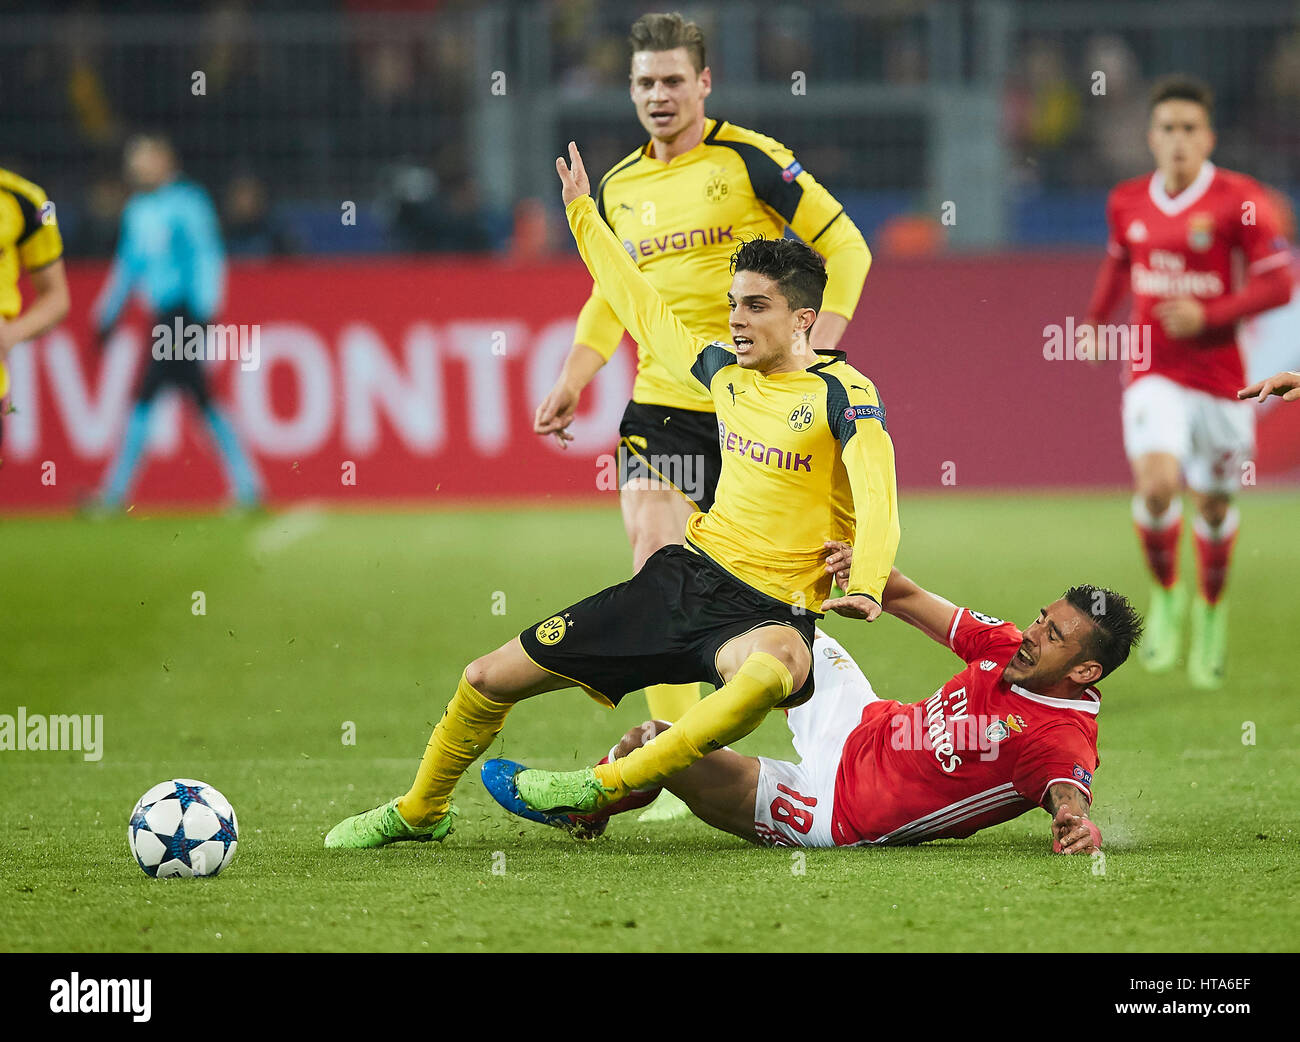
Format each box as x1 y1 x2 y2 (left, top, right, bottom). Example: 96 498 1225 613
615 719 671 757
751 644 809 702
1199 495 1231 527
629 529 672 573
1136 462 1180 513
463 657 495 697
1142 486 1177 516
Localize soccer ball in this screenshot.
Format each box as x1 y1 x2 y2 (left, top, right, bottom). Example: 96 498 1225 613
128 779 239 878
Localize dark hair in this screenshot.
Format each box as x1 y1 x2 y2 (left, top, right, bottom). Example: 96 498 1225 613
730 237 827 312
628 12 707 74
1148 75 1214 122
1063 585 1144 680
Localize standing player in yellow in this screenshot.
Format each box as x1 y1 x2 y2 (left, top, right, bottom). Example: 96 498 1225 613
0 168 70 448
324 141 898 849
533 13 871 772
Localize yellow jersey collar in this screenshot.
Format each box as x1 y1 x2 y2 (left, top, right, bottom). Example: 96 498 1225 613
641 117 723 165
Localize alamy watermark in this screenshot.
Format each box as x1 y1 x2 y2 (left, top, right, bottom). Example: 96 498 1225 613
0 707 103 761
50 973 150 1021
152 318 261 372
1043 317 1150 371
889 688 1012 768
599 449 706 501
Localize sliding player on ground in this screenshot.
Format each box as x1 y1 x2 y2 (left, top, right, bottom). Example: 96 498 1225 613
484 566 1141 856
324 141 897 849
533 13 870 766
1083 77 1291 689
1 167 70 450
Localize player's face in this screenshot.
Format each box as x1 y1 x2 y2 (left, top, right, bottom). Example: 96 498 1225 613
1148 100 1215 185
727 270 815 371
1003 599 1099 688
630 48 711 145
126 142 174 191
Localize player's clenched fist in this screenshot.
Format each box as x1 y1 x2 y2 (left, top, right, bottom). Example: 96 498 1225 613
1151 297 1206 339
1051 804 1102 855
556 141 591 205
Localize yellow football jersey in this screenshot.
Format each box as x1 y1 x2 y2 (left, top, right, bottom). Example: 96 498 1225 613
575 118 871 411
568 194 899 610
0 167 64 320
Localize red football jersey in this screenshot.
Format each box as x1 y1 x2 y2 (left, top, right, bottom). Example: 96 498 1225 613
830 608 1100 846
1102 162 1290 398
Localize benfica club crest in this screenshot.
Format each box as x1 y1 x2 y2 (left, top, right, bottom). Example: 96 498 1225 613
1187 213 1215 252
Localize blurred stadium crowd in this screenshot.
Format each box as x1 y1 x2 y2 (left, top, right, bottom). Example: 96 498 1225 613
2 0 1298 258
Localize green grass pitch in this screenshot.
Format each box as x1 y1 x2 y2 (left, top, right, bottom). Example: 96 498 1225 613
2 492 1297 953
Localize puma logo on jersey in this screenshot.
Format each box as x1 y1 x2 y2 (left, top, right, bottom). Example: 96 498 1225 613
727 382 745 405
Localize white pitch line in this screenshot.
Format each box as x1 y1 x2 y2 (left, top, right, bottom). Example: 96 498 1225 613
250 509 326 557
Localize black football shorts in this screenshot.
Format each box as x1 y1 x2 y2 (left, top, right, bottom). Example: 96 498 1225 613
518 545 817 708
617 401 722 512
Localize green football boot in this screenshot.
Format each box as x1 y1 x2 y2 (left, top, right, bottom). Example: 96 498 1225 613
324 798 457 849
516 767 621 815
1139 582 1186 674
1188 597 1228 690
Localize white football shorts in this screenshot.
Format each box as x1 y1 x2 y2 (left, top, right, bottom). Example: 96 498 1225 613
1121 373 1255 494
753 629 878 848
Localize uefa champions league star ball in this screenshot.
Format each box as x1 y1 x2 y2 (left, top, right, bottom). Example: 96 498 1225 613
127 779 239 878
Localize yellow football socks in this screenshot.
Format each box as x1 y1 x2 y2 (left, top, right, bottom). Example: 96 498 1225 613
645 682 702 722
397 672 511 827
596 652 794 796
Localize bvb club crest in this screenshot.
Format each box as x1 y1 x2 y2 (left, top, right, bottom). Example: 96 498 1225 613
705 172 729 203
788 403 815 431
535 615 568 645
1187 213 1214 252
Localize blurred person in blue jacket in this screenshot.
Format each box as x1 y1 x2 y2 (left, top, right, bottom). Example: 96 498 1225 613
92 134 262 508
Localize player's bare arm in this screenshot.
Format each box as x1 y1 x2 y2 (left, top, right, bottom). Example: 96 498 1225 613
878 568 962 646
1239 370 1300 402
807 310 850 354
533 343 605 448
1046 782 1101 855
0 259 70 359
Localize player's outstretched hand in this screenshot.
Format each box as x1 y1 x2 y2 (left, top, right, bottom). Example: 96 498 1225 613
822 594 881 621
534 381 580 448
1238 370 1300 403
1051 804 1101 855
556 141 591 206
822 539 852 590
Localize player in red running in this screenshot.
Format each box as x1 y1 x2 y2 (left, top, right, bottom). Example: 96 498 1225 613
483 565 1142 855
1083 76 1291 689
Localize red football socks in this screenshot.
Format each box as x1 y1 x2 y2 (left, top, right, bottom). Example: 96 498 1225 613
1133 497 1182 589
